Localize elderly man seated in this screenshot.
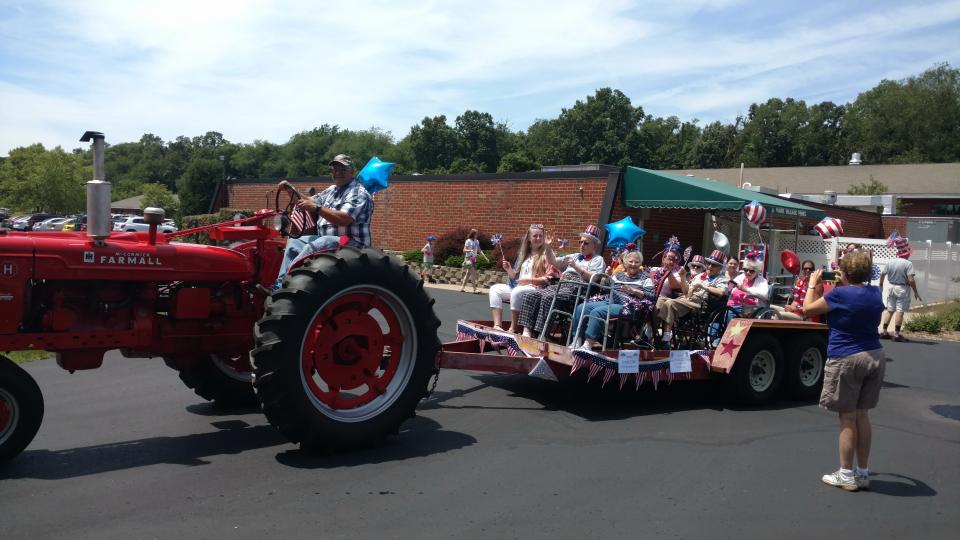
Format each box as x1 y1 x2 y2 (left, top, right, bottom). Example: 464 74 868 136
658 250 730 348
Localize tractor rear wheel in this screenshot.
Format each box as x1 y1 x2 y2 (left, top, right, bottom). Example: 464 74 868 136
0 355 44 463
163 354 257 407
252 247 440 451
726 334 784 405
784 333 826 401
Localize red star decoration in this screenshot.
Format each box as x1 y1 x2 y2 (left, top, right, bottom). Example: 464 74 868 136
717 339 739 359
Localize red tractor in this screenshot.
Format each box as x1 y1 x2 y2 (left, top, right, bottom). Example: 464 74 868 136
0 132 441 462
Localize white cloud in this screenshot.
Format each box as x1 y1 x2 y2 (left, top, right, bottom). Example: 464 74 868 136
1 0 958 154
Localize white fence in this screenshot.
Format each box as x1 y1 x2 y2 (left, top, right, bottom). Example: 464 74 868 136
764 234 959 307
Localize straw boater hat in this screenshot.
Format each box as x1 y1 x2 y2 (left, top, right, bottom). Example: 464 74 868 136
579 224 601 245
704 249 727 266
894 237 912 258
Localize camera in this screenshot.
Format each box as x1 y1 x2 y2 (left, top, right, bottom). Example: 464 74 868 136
822 271 837 282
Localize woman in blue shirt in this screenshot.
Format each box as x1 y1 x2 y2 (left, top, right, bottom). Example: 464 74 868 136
803 251 885 492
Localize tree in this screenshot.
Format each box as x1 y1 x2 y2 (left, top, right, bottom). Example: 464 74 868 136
282 125 341 176
553 88 643 166
178 158 222 216
141 183 180 217
845 63 960 164
523 119 562 166
637 115 702 169
408 115 459 172
847 175 888 195
455 110 500 172
0 144 87 213
497 151 539 172
232 140 286 179
688 121 738 168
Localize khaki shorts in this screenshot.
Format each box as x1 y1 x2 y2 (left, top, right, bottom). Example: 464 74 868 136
819 348 886 412
885 284 911 312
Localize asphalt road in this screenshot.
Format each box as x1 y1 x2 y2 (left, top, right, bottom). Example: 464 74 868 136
2 287 959 539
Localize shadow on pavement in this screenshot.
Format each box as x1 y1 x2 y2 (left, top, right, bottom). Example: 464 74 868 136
274 416 476 469
2 421 288 480
445 373 816 421
867 472 937 497
185 402 263 416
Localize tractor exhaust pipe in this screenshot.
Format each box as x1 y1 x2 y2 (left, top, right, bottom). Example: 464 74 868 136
80 131 111 242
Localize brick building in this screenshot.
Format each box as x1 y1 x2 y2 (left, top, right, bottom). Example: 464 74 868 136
217 167 897 264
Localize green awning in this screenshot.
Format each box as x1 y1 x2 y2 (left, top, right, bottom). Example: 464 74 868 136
622 167 825 219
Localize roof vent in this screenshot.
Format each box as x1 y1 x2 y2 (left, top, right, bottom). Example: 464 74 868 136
849 152 862 165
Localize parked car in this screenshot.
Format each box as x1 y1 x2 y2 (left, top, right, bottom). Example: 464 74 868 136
13 213 59 231
64 215 88 232
113 215 178 233
36 217 69 231
60 218 78 231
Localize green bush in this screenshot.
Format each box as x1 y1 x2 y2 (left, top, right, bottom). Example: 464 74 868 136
445 255 464 267
939 307 960 331
903 313 943 333
402 250 423 264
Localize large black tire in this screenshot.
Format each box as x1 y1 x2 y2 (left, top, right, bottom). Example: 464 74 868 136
0 355 44 463
726 334 785 405
784 333 826 401
163 354 257 407
252 247 441 451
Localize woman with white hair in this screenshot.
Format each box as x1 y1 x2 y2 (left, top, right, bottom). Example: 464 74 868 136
726 256 770 317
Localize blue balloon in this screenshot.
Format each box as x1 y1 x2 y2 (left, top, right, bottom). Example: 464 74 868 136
357 156 394 194
604 216 645 248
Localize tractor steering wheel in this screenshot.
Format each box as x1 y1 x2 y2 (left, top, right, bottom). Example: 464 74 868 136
275 180 305 238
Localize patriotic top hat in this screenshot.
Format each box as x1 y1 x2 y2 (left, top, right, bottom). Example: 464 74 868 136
894 237 912 258
688 255 706 269
579 224 601 245
704 249 727 266
815 217 844 239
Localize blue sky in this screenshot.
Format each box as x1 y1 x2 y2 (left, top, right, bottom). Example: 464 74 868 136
1 0 958 155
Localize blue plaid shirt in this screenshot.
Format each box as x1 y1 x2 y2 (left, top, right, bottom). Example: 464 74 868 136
312 178 373 247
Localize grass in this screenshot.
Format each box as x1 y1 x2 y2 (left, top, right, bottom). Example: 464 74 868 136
5 350 52 364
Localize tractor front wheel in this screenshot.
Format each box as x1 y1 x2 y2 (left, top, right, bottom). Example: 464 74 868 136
0 355 44 463
252 247 440 451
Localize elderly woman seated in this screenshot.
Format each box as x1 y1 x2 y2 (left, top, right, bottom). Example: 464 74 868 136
771 259 815 320
517 225 606 339
658 250 731 348
726 255 770 319
570 250 655 350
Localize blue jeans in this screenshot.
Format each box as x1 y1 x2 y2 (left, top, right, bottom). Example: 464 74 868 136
572 300 624 341
272 235 342 290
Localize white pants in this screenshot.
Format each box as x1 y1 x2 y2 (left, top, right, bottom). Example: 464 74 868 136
489 283 538 310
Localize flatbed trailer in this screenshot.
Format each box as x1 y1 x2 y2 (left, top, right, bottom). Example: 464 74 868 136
438 318 829 404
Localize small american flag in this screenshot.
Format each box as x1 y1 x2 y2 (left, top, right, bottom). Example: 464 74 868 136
290 207 315 233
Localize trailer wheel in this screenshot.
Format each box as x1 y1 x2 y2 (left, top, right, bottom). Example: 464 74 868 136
784 333 826 401
0 355 44 463
727 334 784 405
164 354 257 407
252 247 440 451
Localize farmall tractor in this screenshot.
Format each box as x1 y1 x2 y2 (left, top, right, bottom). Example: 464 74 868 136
0 132 441 462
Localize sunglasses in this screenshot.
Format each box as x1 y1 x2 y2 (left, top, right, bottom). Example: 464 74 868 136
529 224 544 231
690 264 704 270
802 267 815 272
744 269 757 274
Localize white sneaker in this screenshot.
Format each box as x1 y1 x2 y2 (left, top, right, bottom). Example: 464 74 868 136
522 329 532 338
855 471 870 490
821 470 858 492
571 338 583 349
